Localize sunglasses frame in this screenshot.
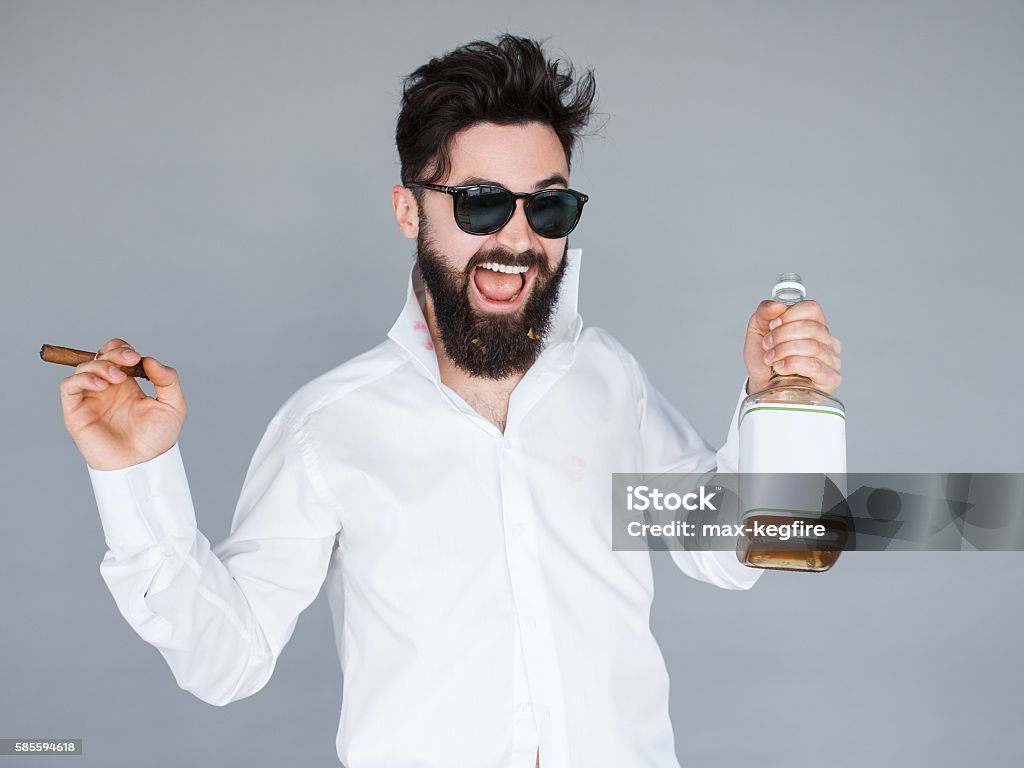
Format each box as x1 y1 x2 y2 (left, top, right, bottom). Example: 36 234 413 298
406 181 589 238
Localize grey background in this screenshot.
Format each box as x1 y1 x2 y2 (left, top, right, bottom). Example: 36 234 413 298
2 1 1022 766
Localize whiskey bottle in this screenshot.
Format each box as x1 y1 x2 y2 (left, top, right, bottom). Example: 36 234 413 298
736 273 848 572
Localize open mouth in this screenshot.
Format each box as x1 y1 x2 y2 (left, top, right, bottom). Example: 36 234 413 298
470 262 536 311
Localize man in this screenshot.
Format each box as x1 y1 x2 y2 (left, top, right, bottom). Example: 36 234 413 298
60 34 841 768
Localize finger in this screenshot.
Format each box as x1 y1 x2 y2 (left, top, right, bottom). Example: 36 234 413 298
772 355 842 391
768 299 827 331
141 357 186 412
96 345 141 366
95 338 136 358
763 318 835 350
74 358 130 384
748 300 789 336
765 338 841 371
59 371 113 409
75 357 129 380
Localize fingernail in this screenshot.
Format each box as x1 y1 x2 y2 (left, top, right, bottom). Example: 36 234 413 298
774 359 785 371
764 350 774 364
769 318 782 330
762 334 773 349
109 365 125 379
122 349 137 359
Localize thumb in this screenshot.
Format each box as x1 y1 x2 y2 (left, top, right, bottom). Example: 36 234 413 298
141 356 186 411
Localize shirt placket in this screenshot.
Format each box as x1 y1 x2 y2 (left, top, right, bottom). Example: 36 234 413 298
421 332 578 766
499 430 572 767
511 609 539 765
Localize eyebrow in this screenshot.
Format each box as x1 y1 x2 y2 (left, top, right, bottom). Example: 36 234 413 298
454 173 569 191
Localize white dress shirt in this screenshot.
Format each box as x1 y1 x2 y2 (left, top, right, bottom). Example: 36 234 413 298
87 247 762 768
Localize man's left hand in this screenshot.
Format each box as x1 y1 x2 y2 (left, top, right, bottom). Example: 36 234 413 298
743 300 842 395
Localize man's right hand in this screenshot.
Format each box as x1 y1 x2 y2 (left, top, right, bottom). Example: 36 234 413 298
59 338 187 470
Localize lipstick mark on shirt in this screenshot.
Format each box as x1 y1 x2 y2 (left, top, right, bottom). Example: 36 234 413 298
562 455 586 482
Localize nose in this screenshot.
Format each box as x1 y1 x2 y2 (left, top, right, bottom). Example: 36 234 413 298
493 198 535 254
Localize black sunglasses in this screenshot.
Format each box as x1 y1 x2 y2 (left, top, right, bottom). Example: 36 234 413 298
406 182 589 238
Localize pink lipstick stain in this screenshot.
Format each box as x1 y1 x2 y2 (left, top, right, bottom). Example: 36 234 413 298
562 455 586 482
412 320 433 350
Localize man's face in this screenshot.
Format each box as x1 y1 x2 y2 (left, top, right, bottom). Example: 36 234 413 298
413 121 572 379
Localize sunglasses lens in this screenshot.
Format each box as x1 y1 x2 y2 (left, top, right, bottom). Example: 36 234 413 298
527 190 580 238
455 186 513 234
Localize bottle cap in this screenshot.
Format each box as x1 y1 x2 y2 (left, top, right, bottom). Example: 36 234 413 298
772 273 805 304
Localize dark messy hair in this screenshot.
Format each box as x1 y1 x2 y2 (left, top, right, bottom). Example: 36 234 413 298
396 34 598 188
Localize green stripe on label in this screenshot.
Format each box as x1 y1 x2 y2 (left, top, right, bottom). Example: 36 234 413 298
742 406 846 420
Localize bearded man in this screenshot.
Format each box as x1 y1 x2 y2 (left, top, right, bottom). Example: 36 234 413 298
60 34 842 768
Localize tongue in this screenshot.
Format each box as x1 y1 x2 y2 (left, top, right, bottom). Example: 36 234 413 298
473 267 524 302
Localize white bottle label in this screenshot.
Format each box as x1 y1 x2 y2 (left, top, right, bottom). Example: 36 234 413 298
738 404 848 522
738 404 847 475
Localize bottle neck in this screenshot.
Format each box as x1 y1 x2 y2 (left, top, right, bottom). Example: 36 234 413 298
752 371 842 408
767 371 813 385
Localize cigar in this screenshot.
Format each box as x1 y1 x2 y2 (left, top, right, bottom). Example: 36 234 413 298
40 344 150 380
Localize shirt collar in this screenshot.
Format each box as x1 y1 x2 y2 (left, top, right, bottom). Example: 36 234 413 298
387 247 584 381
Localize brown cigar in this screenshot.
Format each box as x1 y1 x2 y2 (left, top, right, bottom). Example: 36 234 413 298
40 344 150 380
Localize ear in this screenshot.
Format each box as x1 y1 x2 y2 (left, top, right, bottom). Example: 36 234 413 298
392 184 419 240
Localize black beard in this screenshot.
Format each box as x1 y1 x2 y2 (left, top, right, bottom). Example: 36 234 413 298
415 234 569 379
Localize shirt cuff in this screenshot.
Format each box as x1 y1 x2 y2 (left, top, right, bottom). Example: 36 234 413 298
87 442 197 550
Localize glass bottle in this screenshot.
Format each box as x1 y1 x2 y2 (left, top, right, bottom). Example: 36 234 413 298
736 273 848 572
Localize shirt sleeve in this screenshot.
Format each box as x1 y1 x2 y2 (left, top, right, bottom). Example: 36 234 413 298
87 415 341 706
635 361 763 590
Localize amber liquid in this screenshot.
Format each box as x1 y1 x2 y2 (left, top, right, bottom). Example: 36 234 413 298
736 514 848 572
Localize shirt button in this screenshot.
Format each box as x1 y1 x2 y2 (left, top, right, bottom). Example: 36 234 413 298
517 702 532 716
512 523 526 538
